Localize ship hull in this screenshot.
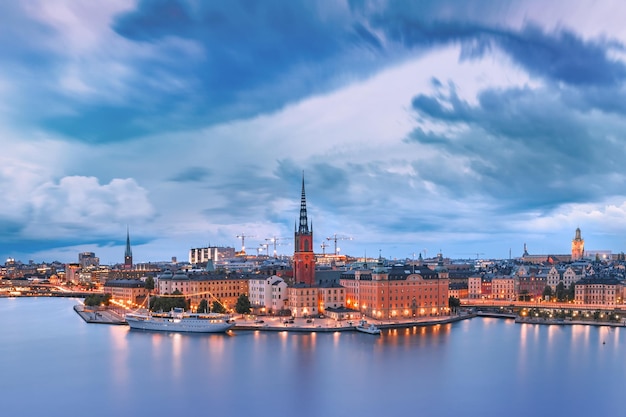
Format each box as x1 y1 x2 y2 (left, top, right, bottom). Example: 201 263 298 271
126 314 234 333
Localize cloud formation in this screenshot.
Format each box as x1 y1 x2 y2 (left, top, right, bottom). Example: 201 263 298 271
2 0 626 262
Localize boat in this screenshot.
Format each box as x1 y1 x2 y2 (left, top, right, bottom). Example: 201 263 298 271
355 319 381 335
125 308 234 333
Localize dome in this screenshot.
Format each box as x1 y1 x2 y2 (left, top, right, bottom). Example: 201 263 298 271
172 271 188 280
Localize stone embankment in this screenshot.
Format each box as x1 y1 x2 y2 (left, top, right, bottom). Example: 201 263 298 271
74 304 127 325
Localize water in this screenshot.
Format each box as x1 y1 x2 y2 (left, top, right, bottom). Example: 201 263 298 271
1 298 623 417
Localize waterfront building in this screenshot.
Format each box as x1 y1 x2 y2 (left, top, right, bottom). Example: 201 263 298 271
448 283 468 299
249 275 288 314
517 271 547 300
571 227 585 261
574 277 622 305
468 276 482 299
492 276 516 301
547 266 583 291
287 284 319 317
317 282 346 312
157 270 252 312
293 175 315 286
481 277 492 298
339 262 449 319
104 279 147 305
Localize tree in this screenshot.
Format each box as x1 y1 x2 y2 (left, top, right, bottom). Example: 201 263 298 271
448 296 460 314
556 282 566 301
212 300 227 314
144 276 155 292
150 290 186 312
567 284 576 301
542 285 553 300
197 299 209 313
84 293 111 307
235 294 252 315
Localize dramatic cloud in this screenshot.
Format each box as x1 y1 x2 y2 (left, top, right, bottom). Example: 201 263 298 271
3 0 626 262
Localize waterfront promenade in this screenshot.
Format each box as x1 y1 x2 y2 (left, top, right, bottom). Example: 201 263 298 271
72 303 473 331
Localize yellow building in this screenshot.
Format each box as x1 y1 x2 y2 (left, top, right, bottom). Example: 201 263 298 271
157 270 251 312
104 279 147 304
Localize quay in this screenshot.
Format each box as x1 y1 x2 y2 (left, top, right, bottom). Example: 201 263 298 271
74 304 127 325
232 313 472 332
72 303 474 331
515 316 626 327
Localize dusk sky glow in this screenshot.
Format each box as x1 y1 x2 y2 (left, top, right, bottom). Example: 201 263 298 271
3 0 626 263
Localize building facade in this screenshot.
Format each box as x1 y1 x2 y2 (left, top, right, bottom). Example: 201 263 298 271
574 278 621 305
189 246 236 265
157 270 252 312
492 276 517 301
340 264 449 319
249 275 288 314
104 279 147 304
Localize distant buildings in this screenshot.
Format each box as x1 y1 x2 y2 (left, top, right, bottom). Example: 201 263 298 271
189 246 236 265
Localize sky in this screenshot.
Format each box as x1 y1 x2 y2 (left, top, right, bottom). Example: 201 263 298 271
3 0 626 264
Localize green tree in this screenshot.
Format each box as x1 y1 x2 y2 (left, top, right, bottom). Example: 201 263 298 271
567 284 576 301
144 276 155 292
150 290 186 312
212 300 227 314
448 296 460 314
542 285 553 299
84 293 111 306
556 282 566 301
197 299 209 313
235 294 252 315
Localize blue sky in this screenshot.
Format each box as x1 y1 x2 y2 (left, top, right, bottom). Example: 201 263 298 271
3 0 626 264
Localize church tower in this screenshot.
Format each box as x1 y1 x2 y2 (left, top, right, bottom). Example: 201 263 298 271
571 227 584 261
124 227 133 269
293 175 315 285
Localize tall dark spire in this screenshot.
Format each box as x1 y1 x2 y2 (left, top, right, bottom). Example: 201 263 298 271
124 226 133 269
298 173 309 234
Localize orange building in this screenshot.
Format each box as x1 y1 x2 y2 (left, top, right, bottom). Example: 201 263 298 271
340 263 449 319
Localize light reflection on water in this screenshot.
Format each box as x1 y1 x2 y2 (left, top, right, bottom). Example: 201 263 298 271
1 298 625 417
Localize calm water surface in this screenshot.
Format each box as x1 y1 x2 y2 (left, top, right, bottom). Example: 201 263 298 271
1 298 623 417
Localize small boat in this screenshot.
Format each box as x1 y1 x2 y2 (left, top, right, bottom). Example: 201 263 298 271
355 319 381 335
125 308 234 333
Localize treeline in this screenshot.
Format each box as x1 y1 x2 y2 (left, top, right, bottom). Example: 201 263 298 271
84 293 112 307
149 290 188 312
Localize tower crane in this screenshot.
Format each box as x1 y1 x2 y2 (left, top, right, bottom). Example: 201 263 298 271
265 236 292 257
320 241 330 255
235 233 256 255
326 234 352 256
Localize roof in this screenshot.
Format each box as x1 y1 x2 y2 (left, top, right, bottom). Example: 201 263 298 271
104 279 145 288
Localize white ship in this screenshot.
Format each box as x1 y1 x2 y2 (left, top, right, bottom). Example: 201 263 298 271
355 319 381 335
126 308 234 333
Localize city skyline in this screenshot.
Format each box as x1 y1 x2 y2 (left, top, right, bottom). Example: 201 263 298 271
3 1 626 263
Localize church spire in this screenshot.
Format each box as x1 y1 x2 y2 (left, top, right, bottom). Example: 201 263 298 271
298 173 309 235
124 226 133 269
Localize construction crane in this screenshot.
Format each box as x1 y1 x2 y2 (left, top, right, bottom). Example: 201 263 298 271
235 233 256 255
320 241 330 255
265 236 292 257
326 234 352 256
